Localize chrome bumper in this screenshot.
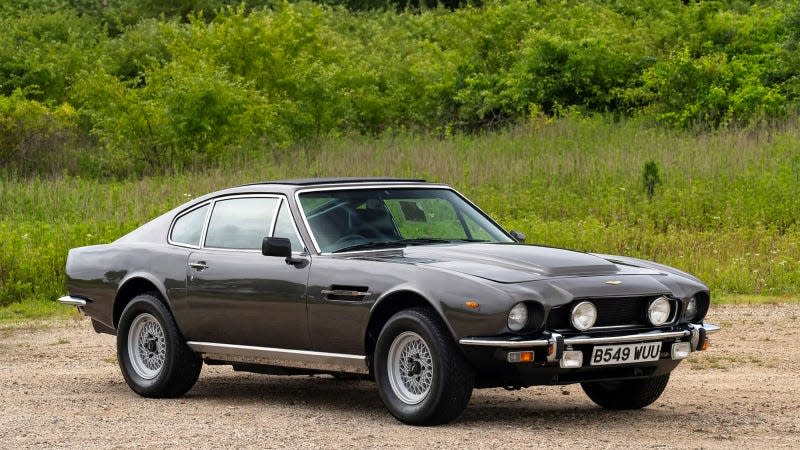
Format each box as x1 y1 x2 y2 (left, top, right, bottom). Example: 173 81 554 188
57 295 88 307
459 322 720 350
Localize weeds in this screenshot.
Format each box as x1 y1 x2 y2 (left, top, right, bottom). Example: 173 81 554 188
1 117 798 313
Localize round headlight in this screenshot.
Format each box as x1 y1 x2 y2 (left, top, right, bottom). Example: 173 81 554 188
648 296 672 326
684 297 698 320
570 301 597 331
508 303 529 331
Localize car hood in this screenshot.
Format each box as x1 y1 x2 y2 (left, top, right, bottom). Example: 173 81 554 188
351 243 662 283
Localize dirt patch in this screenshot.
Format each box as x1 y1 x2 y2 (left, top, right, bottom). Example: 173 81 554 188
1 304 798 448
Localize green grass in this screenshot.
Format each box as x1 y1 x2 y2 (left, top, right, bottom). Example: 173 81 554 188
1 116 799 315
0 300 75 322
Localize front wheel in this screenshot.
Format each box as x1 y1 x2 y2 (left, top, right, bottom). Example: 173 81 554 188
117 293 202 397
374 308 475 425
581 373 670 409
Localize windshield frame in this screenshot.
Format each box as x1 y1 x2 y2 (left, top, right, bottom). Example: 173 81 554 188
294 184 514 255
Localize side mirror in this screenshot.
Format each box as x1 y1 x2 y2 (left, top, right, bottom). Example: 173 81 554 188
510 230 526 243
262 237 307 267
263 237 292 258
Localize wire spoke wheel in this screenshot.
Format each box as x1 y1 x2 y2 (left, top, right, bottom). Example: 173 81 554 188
127 313 166 380
387 331 434 405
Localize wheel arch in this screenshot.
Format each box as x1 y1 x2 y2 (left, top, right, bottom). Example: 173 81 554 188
364 289 456 366
113 273 170 329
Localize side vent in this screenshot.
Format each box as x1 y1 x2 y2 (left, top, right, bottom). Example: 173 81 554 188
321 285 371 301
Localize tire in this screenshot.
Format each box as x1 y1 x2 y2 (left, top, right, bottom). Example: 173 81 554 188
117 293 202 398
374 308 475 425
581 373 670 409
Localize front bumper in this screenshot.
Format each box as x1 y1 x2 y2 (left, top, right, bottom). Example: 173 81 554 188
460 322 719 349
458 322 720 382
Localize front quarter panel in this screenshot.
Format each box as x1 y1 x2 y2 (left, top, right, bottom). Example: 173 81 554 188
305 254 518 354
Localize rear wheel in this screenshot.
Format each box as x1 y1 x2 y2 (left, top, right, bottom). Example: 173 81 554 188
374 308 474 425
117 293 202 397
581 373 670 409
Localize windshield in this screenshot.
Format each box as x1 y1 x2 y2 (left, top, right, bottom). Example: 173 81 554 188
298 188 513 253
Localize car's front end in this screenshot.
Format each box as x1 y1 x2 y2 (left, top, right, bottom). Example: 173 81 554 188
453 271 718 389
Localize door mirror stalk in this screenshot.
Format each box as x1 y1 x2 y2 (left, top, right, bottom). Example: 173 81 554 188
263 237 307 267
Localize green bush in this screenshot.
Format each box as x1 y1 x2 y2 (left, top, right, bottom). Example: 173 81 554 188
0 0 798 176
0 92 79 176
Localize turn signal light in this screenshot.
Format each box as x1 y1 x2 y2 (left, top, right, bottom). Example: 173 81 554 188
507 351 534 363
700 339 710 351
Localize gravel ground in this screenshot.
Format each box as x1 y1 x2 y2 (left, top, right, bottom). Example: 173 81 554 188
1 304 798 449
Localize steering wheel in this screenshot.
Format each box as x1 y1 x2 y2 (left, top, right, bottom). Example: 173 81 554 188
334 234 367 244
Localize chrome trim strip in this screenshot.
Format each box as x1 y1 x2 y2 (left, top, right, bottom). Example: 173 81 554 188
702 322 721 334
563 330 689 345
57 295 87 307
459 329 695 348
186 342 368 373
321 289 372 297
458 338 551 348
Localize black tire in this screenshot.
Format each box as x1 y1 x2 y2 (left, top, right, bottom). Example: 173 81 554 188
117 293 202 398
374 308 475 425
581 373 670 409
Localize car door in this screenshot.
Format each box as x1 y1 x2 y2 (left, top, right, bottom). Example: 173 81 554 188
184 195 311 349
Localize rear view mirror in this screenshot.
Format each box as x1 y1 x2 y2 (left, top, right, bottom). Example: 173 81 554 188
510 230 526 243
400 201 427 222
262 237 292 258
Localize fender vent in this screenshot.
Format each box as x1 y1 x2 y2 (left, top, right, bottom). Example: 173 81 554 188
321 285 372 301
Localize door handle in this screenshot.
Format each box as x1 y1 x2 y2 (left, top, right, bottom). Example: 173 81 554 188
188 262 208 271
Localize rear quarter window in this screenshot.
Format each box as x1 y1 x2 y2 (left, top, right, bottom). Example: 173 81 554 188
170 204 209 246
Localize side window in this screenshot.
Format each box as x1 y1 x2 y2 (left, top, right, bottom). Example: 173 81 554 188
170 204 209 246
272 202 304 252
204 197 279 250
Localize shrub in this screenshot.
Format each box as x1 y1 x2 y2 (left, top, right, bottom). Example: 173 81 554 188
0 92 79 176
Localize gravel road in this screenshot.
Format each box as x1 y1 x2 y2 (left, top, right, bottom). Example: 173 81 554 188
1 304 798 449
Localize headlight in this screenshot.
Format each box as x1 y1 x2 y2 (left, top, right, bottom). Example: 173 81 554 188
508 303 529 331
684 296 697 320
647 296 672 326
570 301 597 331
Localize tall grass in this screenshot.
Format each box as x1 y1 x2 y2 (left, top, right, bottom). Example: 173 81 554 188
1 116 798 317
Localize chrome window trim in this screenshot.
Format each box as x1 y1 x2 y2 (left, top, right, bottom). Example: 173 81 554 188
167 201 212 249
271 197 309 254
293 183 513 255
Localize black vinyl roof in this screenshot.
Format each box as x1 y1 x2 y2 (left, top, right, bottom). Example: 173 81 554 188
243 177 427 186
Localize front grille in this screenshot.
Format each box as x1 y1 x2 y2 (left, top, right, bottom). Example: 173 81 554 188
547 296 673 330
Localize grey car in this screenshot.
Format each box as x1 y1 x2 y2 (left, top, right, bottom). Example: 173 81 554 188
59 178 719 425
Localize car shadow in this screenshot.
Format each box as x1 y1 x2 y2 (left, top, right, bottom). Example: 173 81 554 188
184 371 687 427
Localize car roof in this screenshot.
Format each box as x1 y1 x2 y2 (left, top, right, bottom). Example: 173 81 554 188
240 177 427 187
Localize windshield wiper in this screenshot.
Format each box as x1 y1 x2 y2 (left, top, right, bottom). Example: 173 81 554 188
332 241 408 253
332 238 454 253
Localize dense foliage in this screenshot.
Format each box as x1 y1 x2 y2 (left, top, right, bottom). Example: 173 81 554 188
1 0 799 176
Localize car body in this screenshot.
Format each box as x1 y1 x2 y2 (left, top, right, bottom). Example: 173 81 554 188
59 178 719 425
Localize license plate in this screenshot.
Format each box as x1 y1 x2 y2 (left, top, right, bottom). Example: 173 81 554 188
590 342 662 366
